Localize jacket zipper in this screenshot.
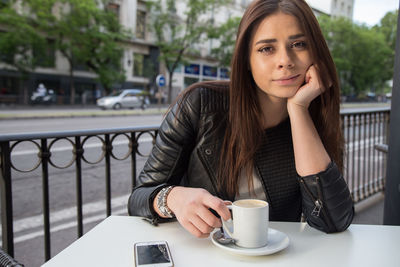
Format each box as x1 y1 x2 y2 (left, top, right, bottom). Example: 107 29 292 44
299 178 322 216
315 176 336 232
300 176 336 231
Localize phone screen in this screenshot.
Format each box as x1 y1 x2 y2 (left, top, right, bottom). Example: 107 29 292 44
136 244 171 265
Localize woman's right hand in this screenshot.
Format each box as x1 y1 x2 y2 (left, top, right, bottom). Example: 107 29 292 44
163 186 231 238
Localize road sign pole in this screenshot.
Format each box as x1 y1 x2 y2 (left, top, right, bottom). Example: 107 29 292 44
156 74 166 108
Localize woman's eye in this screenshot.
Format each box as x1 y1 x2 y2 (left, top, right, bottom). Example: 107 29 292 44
291 41 307 49
258 46 273 54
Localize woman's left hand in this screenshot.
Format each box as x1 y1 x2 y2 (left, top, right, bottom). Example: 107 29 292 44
287 65 325 109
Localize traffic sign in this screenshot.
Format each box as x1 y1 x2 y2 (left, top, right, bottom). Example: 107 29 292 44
156 74 166 87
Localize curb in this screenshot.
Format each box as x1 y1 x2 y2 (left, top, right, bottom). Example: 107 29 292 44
0 107 168 120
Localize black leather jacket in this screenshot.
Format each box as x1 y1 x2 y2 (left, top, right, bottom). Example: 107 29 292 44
128 82 354 233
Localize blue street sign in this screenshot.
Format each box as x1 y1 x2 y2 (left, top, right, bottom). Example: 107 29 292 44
156 74 166 87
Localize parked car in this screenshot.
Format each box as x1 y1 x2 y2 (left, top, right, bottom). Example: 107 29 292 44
96 89 150 110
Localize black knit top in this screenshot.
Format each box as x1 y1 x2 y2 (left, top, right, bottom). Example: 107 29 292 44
254 118 302 222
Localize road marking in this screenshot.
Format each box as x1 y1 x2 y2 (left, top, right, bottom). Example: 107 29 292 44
11 138 153 156
12 208 126 244
0 194 130 245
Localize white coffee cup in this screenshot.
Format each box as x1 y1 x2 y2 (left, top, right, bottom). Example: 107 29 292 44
222 199 269 248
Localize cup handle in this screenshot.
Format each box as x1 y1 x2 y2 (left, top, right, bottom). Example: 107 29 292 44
221 205 233 238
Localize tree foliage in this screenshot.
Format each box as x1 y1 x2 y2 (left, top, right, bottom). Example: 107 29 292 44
0 1 46 74
318 13 396 96
0 0 48 103
146 0 231 103
0 0 128 103
208 16 241 68
374 10 398 87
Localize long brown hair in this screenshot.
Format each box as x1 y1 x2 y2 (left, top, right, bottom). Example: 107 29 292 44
217 0 343 198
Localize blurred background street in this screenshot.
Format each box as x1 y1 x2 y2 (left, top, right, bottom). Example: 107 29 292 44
1 0 398 266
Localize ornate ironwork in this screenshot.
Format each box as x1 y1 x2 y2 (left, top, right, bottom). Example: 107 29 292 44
0 125 159 261
0 108 391 263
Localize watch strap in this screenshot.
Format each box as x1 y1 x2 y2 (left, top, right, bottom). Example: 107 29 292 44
157 186 175 218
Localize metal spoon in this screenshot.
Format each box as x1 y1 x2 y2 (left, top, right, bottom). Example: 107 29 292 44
208 208 235 244
213 229 235 245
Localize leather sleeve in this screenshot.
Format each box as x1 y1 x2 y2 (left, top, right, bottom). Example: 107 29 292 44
298 161 354 233
128 88 201 219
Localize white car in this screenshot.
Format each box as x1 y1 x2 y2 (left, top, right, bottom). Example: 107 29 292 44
96 89 150 110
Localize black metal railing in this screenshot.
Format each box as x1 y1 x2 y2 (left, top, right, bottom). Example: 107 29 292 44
0 107 391 264
0 126 158 261
341 107 390 202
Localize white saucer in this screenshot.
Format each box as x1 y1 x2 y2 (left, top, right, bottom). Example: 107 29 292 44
211 228 289 256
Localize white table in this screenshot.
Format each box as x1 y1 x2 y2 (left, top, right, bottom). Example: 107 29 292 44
42 215 400 267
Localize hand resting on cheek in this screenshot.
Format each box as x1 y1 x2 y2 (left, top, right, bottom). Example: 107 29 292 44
287 65 327 109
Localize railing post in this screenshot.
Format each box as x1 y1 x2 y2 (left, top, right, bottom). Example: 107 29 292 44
351 114 356 200
74 136 84 237
130 132 137 188
40 138 51 261
0 141 14 257
104 134 112 216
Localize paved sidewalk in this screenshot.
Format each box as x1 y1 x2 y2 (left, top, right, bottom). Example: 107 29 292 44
0 104 168 119
0 102 390 120
353 193 385 225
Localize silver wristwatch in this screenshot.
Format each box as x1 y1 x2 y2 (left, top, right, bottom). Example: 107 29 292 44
157 186 175 218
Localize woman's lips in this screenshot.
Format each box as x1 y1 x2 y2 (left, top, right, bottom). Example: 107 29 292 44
273 74 301 85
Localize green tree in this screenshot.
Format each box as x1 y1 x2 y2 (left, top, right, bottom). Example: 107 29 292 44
318 15 392 97
146 0 231 103
208 16 241 68
30 0 128 103
374 9 398 91
1 0 128 104
0 1 47 103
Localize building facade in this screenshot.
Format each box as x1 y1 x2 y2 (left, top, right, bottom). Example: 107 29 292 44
164 0 354 99
306 0 354 20
165 0 251 100
0 0 354 105
0 0 157 105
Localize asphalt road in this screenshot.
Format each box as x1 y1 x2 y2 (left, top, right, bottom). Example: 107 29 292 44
0 114 164 267
0 114 163 134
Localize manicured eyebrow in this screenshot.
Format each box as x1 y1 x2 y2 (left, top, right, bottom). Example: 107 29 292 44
289 33 305 39
255 33 305 45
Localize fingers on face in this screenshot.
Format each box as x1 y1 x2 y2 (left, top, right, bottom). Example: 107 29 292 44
309 64 333 93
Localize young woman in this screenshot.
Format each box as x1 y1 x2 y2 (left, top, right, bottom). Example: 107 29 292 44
128 0 354 238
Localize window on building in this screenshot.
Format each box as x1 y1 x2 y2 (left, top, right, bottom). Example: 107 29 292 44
133 53 143 76
136 10 146 39
184 77 199 88
33 39 55 68
133 53 150 77
341 2 344 12
106 3 120 19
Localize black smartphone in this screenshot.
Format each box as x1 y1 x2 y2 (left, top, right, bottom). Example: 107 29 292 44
134 241 174 267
